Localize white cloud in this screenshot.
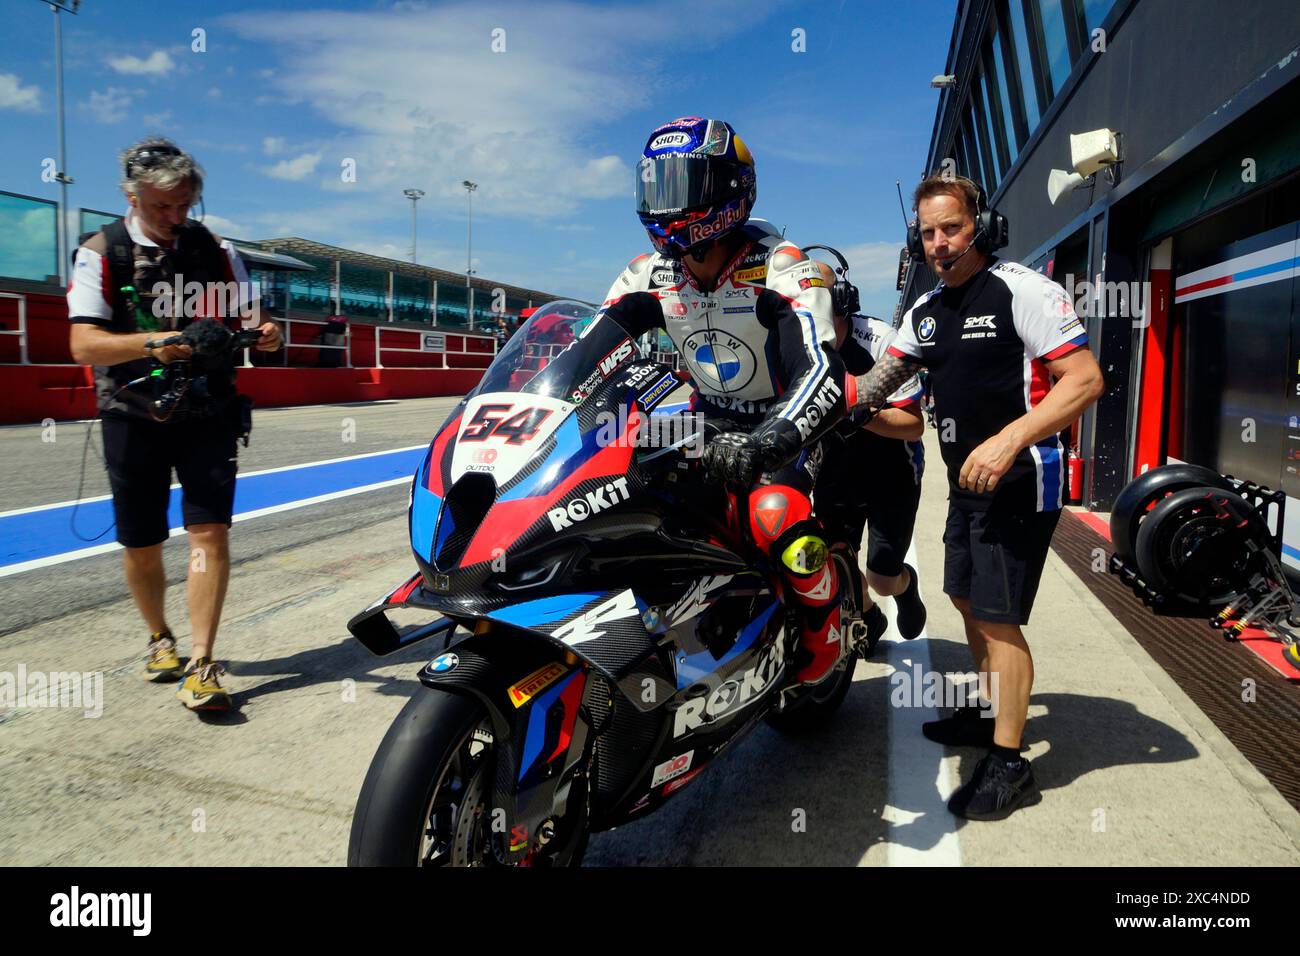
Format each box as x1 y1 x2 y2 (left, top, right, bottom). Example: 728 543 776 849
142 110 175 128
262 136 286 155
0 73 41 112
84 87 132 124
221 1 762 219
208 87 222 98
195 213 251 240
839 241 906 294
107 51 175 76
264 152 323 181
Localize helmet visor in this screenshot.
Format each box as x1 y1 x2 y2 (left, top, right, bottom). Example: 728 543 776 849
636 154 744 217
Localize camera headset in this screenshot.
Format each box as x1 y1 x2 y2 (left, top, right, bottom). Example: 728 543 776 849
905 177 1008 270
801 245 860 317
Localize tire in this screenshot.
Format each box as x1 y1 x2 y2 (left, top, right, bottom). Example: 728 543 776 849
764 656 856 734
1109 464 1232 563
1133 485 1264 608
348 686 591 867
348 688 487 866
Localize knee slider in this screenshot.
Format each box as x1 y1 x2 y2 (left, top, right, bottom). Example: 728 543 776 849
776 523 828 576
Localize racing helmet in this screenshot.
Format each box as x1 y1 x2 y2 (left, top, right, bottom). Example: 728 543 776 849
635 117 756 259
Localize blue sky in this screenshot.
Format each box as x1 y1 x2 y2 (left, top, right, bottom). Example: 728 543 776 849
0 0 956 315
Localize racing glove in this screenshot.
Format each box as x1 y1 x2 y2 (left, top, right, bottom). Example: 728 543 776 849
702 417 804 489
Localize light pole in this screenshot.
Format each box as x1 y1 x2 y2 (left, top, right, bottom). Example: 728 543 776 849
402 188 424 264
462 180 477 330
42 0 80 285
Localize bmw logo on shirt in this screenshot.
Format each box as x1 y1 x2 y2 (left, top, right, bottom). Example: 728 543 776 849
430 652 460 672
918 316 937 342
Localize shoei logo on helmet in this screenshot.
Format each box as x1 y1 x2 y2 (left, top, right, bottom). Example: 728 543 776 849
650 131 692 151
688 199 748 245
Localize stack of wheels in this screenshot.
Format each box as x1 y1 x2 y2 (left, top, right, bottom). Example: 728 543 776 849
1110 464 1266 612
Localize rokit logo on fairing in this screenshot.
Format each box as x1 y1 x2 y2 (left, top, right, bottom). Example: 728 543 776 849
673 638 786 737
548 476 632 530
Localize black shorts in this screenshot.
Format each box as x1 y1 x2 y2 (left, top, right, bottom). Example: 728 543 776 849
101 413 240 548
816 459 920 578
942 502 1060 625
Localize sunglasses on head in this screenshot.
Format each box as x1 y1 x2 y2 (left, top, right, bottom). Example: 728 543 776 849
125 145 182 178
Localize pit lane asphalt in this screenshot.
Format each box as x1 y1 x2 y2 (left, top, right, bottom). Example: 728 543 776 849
1 398 1298 866
0 398 460 635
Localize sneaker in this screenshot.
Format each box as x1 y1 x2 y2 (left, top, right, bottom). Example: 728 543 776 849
895 564 927 640
948 752 1041 820
1284 642 1300 673
921 701 996 746
142 630 182 682
176 658 232 711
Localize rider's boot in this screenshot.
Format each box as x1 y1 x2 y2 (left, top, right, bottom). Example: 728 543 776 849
779 532 845 686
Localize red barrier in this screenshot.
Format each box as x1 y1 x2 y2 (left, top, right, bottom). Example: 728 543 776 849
0 365 484 425
0 289 499 424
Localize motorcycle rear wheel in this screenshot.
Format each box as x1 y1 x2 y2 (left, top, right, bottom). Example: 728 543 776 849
1109 463 1233 563
1133 485 1263 609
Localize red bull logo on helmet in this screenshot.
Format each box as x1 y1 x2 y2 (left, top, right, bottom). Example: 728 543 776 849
688 199 748 245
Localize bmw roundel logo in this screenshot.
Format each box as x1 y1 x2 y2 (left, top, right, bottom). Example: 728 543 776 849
918 316 936 342
430 653 459 673
682 330 757 393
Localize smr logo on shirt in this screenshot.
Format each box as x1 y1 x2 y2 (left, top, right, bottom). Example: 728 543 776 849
963 315 996 330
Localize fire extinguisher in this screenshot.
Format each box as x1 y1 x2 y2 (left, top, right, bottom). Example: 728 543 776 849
1066 421 1086 504
1066 421 1083 503
1067 448 1083 503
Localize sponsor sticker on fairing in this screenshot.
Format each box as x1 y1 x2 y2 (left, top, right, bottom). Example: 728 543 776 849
637 373 678 411
547 477 632 531
599 339 635 376
651 750 695 787
508 662 569 708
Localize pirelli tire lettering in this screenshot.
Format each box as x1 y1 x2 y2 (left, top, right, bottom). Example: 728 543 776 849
794 375 843 440
673 636 786 737
547 476 632 531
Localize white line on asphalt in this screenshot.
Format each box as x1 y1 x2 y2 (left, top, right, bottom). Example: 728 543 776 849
881 541 963 866
0 444 426 518
0 476 410 578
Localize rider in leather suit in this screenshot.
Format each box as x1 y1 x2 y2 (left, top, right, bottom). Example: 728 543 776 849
591 116 849 685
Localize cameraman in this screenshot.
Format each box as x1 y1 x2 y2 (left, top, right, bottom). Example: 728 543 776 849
67 137 282 713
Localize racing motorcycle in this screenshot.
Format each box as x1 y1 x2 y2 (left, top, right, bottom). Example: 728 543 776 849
346 301 872 866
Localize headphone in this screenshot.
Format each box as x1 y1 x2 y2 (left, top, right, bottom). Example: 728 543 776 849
802 245 860 317
906 177 1008 262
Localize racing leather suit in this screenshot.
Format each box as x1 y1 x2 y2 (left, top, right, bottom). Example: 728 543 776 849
594 221 850 684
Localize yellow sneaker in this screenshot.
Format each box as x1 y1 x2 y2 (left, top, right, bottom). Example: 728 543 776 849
1284 642 1300 673
142 631 182 682
175 658 232 711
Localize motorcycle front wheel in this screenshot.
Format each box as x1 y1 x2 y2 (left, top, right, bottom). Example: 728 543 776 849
347 688 591 867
